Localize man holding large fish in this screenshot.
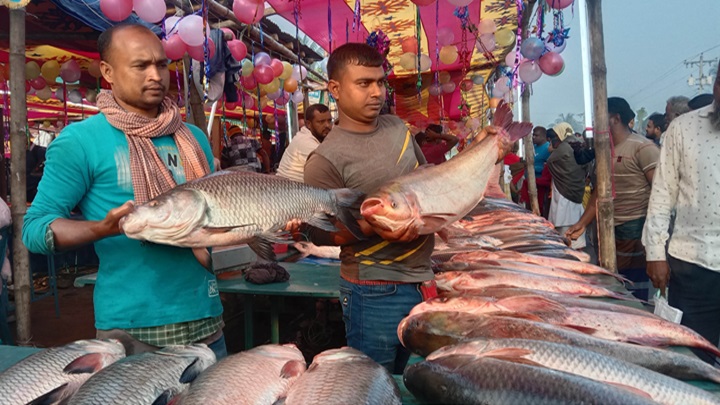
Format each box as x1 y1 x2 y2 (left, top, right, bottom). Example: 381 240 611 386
22 24 226 358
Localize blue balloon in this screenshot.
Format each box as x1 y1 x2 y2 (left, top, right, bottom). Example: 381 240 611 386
520 37 545 60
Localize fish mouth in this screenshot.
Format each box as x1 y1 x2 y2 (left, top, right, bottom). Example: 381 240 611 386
360 198 384 217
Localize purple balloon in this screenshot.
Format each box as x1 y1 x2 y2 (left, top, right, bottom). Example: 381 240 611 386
254 52 272 66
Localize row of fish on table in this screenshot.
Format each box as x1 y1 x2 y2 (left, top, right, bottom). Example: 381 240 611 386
398 197 720 404
0 340 401 405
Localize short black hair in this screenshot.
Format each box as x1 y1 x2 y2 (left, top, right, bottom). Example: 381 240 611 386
327 43 384 81
415 132 427 144
647 113 666 131
607 97 635 127
426 124 443 134
689 93 714 111
305 104 330 121
533 126 547 137
98 23 155 62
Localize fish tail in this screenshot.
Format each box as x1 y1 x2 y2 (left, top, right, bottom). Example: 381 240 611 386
332 188 366 240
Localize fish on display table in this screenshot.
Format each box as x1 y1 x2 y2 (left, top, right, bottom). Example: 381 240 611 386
67 344 215 405
0 339 125 405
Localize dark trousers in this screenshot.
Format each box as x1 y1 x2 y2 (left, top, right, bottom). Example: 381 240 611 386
668 255 720 364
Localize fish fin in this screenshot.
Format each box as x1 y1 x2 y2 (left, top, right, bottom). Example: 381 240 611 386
248 237 278 262
497 296 567 317
27 384 69 405
560 324 599 335
179 358 205 384
331 188 366 240
625 336 672 348
492 100 514 129
272 398 287 405
421 214 456 231
203 225 241 232
436 228 450 243
504 122 534 142
477 348 544 368
63 352 106 374
606 382 654 400
151 390 174 405
608 291 645 303
280 359 307 378
306 213 339 233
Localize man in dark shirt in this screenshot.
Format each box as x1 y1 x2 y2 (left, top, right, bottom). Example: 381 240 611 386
301 43 434 373
415 124 458 165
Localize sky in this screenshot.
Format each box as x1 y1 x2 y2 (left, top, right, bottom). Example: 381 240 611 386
530 0 720 129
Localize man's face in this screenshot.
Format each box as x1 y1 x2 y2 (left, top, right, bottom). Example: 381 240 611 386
307 111 333 140
646 121 660 139
532 129 546 146
100 27 170 116
328 64 386 124
665 102 677 124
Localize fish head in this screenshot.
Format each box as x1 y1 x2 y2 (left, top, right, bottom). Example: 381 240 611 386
120 189 207 244
360 187 421 235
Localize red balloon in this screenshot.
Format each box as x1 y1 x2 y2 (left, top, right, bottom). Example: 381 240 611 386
242 75 257 89
270 59 284 77
232 0 264 25
220 27 235 40
30 76 47 90
227 40 247 61
225 101 237 110
411 0 436 5
401 37 419 54
538 51 564 76
253 65 274 85
100 0 133 22
187 39 215 61
24 81 31 93
163 34 187 60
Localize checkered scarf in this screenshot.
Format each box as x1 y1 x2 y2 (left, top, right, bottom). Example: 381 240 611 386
97 91 210 204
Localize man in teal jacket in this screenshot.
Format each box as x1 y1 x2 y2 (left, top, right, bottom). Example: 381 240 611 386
22 23 225 357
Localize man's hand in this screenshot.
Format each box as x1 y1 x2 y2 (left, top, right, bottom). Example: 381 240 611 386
647 261 671 292
565 222 586 241
101 201 135 237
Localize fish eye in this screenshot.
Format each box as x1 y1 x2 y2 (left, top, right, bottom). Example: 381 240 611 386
391 201 397 209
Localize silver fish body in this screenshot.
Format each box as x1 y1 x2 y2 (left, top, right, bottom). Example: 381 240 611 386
0 339 125 405
284 347 401 405
67 344 215 405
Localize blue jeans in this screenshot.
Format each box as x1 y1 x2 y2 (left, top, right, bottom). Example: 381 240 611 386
339 278 423 374
207 333 228 360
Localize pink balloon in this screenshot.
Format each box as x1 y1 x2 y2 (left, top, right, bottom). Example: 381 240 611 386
227 40 247 61
30 76 46 90
518 60 542 83
133 0 166 23
164 16 180 36
504 50 519 67
60 60 81 83
270 59 284 77
187 39 215 61
163 34 187 60
267 89 282 101
276 91 290 105
437 27 454 47
233 0 264 25
254 52 271 66
225 101 237 110
547 0 573 9
253 65 275 85
242 75 257 89
442 82 456 94
100 0 133 22
477 33 496 52
428 83 442 96
243 94 255 108
538 52 564 76
220 27 236 40
411 0 435 6
178 15 204 47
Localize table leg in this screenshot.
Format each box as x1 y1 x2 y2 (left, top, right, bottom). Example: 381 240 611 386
270 298 282 344
244 295 254 350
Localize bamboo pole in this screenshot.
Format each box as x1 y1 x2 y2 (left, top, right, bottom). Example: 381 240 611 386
586 0 616 272
182 56 208 132
0 108 7 202
520 0 539 215
9 7 31 344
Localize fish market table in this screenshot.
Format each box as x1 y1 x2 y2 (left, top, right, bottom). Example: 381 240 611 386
74 262 341 350
0 346 41 372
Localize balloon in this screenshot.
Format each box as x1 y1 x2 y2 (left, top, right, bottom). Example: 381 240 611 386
438 71 451 84
291 90 304 104
25 61 40 80
491 87 505 98
291 65 307 81
270 59 284 77
233 0 264 25
241 60 254 77
254 52 271 66
100 0 133 21
276 91 290 105
447 0 472 7
265 78 281 93
0 64 8 81
477 19 496 35
244 94 256 108
547 0 574 9
495 28 516 48
419 54 432 72
545 35 567 54
428 83 442 97
280 62 293 80
411 0 435 5
187 39 215 61
550 64 565 77
133 0 166 23
54 88 64 102
401 37 419 54
254 65 275 84
503 91 514 103
178 15 204 47
437 27 454 47
30 77 46 90
225 101 237 110
36 86 52 101
88 59 102 78
163 35 187 60
439 45 459 65
441 82 456 94
60 60 81 83
494 77 510 94
520 37 545 60
220 27 235 40
518 60 542 83
471 74 484 85
504 50 519 67
267 89 282 101
25 81 31 94
538 51 564 76
41 60 60 83
243 75 257 89
42 120 51 129
489 97 501 108
164 16 180 36
399 53 416 70
460 79 473 92
67 89 83 104
477 34 496 52
283 77 298 93
227 40 247 61
86 89 98 103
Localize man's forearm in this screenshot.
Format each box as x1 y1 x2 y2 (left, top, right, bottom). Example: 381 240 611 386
49 218 118 252
577 190 597 227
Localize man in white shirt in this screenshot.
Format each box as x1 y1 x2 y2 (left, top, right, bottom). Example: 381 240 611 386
276 104 333 182
642 63 720 364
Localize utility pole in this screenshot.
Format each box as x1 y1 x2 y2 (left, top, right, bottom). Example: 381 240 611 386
685 53 719 92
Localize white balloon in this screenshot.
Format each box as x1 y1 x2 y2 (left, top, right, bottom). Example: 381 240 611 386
164 16 181 36
419 54 432 72
291 91 304 104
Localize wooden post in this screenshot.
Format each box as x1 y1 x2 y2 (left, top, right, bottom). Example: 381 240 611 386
9 7 31 344
183 56 208 133
587 0 616 272
0 108 7 202
521 0 539 215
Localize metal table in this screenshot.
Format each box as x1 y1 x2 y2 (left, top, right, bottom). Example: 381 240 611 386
74 262 341 349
